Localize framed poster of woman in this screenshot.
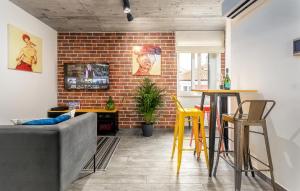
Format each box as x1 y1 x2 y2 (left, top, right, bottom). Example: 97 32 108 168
132 45 161 76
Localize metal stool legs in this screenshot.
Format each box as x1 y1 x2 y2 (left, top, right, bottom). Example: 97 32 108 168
177 114 185 173
243 125 255 177
262 121 276 191
234 121 244 191
213 120 225 177
171 112 203 173
171 112 179 159
213 121 277 191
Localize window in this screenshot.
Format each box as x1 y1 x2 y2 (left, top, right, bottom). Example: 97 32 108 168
177 52 220 96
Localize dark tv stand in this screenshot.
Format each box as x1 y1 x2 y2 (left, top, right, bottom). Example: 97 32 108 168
47 109 119 135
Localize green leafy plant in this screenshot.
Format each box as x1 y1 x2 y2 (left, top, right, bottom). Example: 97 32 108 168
105 96 115 110
136 78 164 124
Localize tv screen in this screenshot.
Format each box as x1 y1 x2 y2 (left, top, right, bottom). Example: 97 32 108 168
294 39 300 55
64 63 109 90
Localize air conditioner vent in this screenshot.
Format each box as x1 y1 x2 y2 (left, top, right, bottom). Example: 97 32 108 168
223 0 258 19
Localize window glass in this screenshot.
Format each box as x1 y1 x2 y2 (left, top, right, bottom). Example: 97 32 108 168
192 53 208 90
178 52 219 96
178 53 192 93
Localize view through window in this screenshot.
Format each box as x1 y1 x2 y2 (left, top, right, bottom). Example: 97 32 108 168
178 53 209 96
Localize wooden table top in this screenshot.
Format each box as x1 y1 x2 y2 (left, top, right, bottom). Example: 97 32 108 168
192 89 258 93
48 109 118 113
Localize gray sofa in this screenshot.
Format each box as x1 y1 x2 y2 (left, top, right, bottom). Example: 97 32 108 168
0 112 97 191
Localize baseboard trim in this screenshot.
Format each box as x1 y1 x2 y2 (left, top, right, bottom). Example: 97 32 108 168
254 169 287 191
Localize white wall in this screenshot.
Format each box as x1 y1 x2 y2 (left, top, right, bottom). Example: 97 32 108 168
0 0 57 124
230 0 300 190
176 31 225 52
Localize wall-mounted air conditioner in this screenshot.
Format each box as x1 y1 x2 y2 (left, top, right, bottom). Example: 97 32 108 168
222 0 261 19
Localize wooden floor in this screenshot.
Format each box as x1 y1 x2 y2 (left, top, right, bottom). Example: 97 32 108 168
68 128 272 191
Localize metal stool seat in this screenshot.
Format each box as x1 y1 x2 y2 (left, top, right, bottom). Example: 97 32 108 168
213 100 276 191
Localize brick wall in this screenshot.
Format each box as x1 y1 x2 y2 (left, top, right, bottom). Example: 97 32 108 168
57 32 177 128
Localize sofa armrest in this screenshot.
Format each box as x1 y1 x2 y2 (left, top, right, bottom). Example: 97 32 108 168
58 112 97 191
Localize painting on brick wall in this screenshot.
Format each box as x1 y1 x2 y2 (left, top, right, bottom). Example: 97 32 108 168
132 45 161 75
8 24 43 73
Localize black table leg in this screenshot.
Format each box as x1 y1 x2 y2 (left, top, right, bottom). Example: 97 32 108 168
220 96 229 152
200 92 206 110
236 93 243 115
93 154 96 173
208 94 218 177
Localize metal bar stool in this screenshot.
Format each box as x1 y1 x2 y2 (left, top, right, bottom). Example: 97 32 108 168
213 100 276 191
171 96 209 173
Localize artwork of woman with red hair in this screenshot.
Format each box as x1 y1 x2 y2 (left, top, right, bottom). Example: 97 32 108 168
15 34 37 72
133 45 161 76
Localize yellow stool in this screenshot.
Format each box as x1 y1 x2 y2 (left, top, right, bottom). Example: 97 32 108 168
171 96 209 173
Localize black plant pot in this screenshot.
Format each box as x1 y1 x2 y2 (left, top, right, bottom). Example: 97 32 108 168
142 123 153 137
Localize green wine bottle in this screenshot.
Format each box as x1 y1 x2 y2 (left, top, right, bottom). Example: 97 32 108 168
224 68 231 90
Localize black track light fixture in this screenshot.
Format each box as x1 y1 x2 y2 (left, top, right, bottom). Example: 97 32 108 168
123 0 134 22
127 13 134 22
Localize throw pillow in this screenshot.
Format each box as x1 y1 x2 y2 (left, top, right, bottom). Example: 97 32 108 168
22 115 71 125
10 109 75 125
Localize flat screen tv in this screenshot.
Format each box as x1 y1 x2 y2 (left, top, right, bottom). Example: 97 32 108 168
64 63 109 90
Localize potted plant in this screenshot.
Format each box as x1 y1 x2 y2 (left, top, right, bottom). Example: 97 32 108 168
105 96 115 110
136 78 164 137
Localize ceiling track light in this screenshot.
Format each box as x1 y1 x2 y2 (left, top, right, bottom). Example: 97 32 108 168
123 0 134 21
123 0 131 13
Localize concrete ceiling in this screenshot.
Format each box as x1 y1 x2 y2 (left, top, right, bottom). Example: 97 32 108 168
10 0 225 32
